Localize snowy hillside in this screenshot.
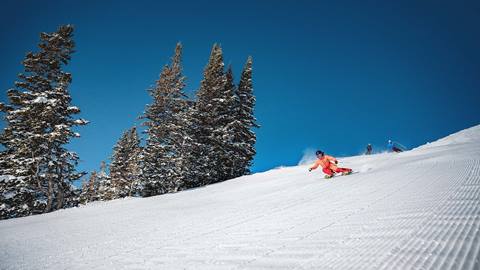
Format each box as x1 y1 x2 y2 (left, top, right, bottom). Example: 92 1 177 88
1 126 479 270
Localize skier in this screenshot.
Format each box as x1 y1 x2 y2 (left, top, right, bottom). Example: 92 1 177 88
308 150 352 178
365 144 373 155
387 140 403 153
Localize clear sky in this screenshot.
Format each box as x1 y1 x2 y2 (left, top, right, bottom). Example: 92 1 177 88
1 0 479 178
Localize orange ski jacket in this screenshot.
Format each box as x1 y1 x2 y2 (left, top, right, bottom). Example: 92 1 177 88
310 155 338 171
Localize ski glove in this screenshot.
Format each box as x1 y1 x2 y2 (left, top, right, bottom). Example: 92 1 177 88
335 160 338 164
308 168 312 172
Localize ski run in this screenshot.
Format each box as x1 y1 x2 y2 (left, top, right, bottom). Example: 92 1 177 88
1 125 479 269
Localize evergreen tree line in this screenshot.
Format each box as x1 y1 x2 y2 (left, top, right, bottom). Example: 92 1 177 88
0 25 258 219
81 42 258 203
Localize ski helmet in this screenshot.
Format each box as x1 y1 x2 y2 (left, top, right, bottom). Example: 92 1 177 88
315 150 324 156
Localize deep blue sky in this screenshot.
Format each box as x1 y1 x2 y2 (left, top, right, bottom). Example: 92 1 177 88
1 0 479 177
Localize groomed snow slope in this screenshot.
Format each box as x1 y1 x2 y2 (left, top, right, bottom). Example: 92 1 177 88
1 126 480 270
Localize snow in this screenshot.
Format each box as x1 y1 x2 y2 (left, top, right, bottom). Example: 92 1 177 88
73 119 89 125
2 191 17 200
31 96 48 104
55 124 68 129
1 125 480 269
0 175 15 183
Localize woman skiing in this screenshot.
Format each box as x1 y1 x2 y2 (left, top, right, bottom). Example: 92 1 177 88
308 150 352 178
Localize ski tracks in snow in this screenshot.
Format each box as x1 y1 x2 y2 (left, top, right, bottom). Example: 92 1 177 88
1 127 480 269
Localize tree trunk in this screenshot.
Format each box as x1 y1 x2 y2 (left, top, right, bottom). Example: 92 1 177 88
31 152 42 190
57 185 64 210
45 178 54 213
56 164 64 210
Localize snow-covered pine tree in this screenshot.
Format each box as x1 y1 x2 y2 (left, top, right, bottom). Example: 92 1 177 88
0 25 87 219
193 44 242 184
141 43 188 196
179 99 209 189
79 170 99 204
79 175 90 204
110 130 129 196
96 161 114 201
126 127 143 196
222 65 245 179
110 126 142 198
236 56 258 175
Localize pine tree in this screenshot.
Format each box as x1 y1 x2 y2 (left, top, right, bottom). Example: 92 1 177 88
236 56 258 175
79 175 90 204
0 25 87 218
189 45 222 185
97 161 114 201
79 171 99 204
126 128 143 196
180 100 209 188
140 43 188 196
222 65 245 179
193 44 243 184
110 126 141 198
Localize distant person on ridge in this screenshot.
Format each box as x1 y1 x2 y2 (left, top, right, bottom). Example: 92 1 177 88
366 144 373 155
387 140 403 153
308 150 352 178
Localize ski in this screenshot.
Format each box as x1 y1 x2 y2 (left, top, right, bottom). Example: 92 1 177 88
324 171 358 179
